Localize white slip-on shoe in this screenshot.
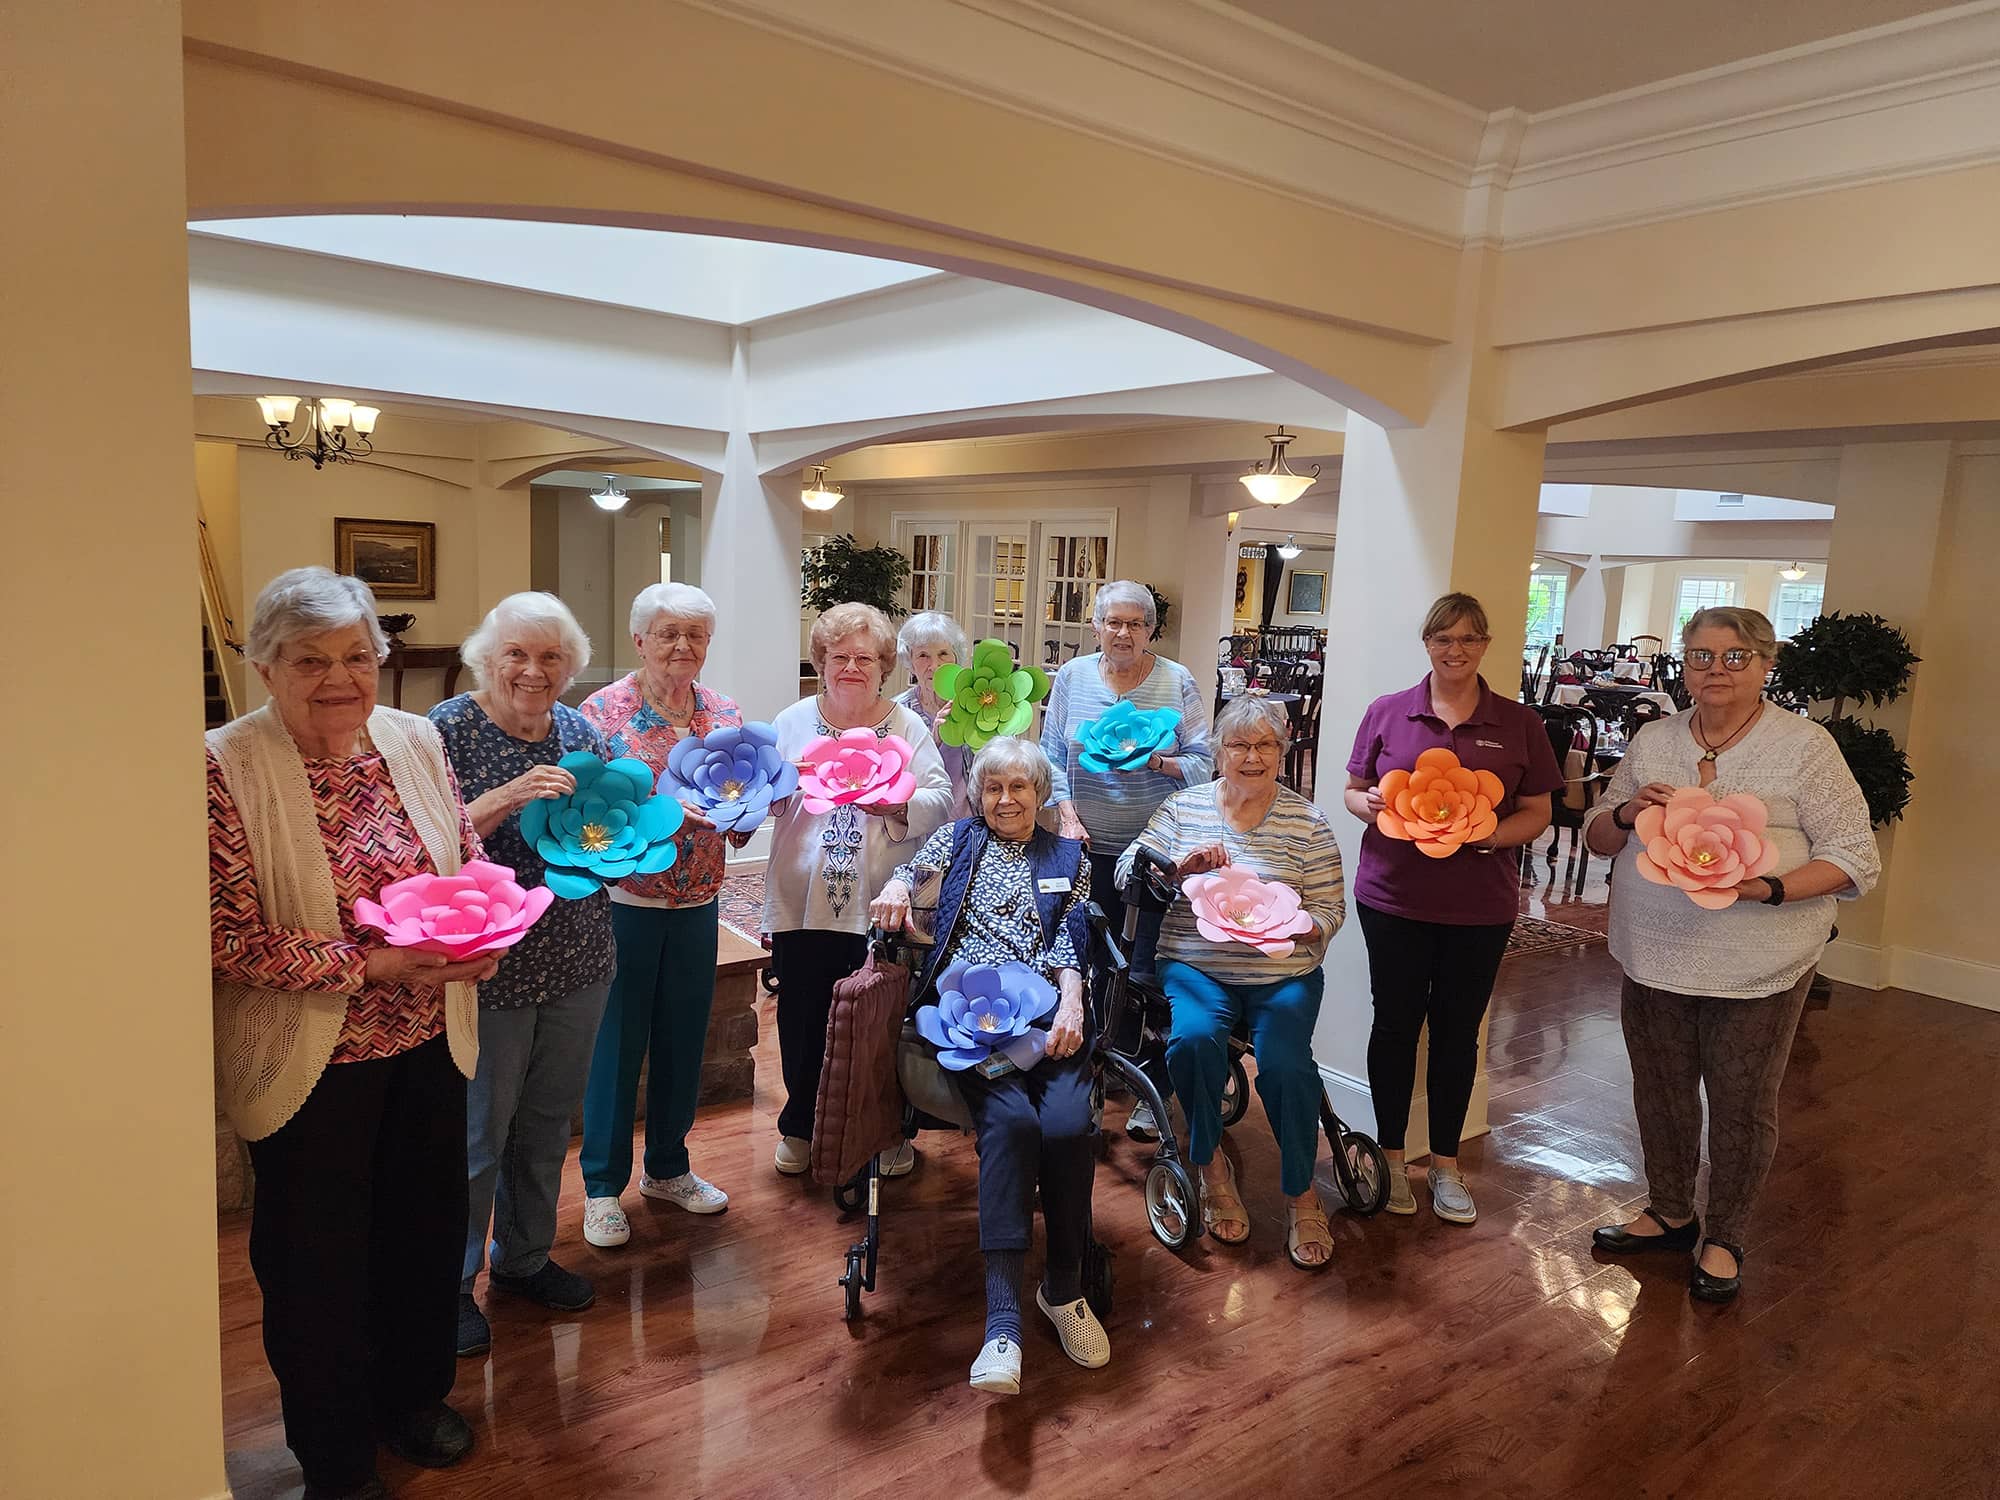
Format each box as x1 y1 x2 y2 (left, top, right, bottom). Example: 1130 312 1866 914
969 1336 1022 1395
774 1135 811 1176
639 1171 730 1214
1385 1167 1418 1216
582 1196 631 1248
1036 1285 1111 1369
1428 1165 1477 1225
1125 1101 1159 1141
876 1140 917 1177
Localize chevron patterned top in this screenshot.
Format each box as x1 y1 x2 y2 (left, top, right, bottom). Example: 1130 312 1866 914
208 747 483 1063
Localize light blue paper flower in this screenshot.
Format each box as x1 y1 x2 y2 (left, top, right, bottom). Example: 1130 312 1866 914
519 750 685 899
1076 700 1180 773
658 721 799 834
913 959 1059 1071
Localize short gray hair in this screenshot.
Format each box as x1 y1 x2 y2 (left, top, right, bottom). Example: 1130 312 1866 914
461 592 592 692
1683 606 1778 658
1092 579 1156 630
629 582 717 638
897 611 969 671
968 737 1054 808
1214 696 1292 756
246 567 387 666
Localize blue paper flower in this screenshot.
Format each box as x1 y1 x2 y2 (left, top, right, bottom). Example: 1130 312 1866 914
658 721 800 834
913 960 1059 1071
519 751 686 899
1076 700 1181 773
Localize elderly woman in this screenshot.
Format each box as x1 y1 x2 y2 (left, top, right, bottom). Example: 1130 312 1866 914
1119 698 1346 1269
894 610 974 821
767 602 951 1177
576 583 744 1248
1583 607 1878 1303
1343 592 1559 1225
209 568 491 1498
1041 578 1213 1139
869 738 1106 1393
429 592 611 1360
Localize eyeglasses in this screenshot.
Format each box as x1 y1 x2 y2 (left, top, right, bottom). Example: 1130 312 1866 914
1684 648 1761 672
826 652 880 672
1221 739 1282 757
1426 633 1491 650
278 650 381 680
645 627 711 648
1100 618 1150 636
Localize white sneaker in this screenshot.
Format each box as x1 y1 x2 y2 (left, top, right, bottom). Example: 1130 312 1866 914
774 1135 811 1176
1036 1284 1111 1369
583 1195 630 1247
1125 1101 1159 1141
969 1336 1022 1395
640 1171 729 1214
876 1140 917 1177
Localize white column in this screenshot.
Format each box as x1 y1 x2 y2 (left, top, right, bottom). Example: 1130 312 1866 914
1565 554 1608 649
1164 477 1231 702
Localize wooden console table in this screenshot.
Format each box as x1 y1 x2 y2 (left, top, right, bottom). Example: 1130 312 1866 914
384 643 464 709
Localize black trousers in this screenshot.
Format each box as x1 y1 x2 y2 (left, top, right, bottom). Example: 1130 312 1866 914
245 1035 468 1492
1357 901 1513 1157
770 928 868 1140
956 1044 1096 1268
1087 849 1169 1097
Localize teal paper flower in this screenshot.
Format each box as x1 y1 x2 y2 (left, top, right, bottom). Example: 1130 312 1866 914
1076 700 1180 773
519 751 686 899
933 638 1051 750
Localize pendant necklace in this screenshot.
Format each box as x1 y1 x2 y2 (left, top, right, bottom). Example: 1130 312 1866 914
1692 702 1761 764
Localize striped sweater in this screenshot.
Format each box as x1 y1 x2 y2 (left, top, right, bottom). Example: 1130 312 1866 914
1040 653 1214 853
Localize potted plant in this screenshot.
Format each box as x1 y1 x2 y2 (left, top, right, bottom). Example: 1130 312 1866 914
1142 583 1173 637
801 534 912 618
1770 610 1920 826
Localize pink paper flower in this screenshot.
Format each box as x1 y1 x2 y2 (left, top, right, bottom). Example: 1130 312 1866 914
1183 865 1318 958
353 859 555 958
796 729 919 815
1633 788 1781 910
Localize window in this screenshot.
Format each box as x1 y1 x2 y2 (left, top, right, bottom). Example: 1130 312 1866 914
1773 580 1824 639
1674 576 1737 636
1525 572 1567 648
894 511 1116 671
907 530 954 613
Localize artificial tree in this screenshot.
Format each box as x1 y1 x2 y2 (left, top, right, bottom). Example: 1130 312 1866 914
1770 610 1921 825
1142 583 1173 636
801 534 912 618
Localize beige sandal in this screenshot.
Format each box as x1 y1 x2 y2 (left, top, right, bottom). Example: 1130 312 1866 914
1200 1157 1251 1245
1287 1197 1333 1271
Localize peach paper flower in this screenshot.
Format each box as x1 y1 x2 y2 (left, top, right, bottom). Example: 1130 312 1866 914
797 729 919 815
1375 747 1504 859
1183 866 1317 958
1634 787 1779 909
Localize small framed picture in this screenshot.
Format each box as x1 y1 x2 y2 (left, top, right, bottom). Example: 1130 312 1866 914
1286 569 1326 616
335 517 435 600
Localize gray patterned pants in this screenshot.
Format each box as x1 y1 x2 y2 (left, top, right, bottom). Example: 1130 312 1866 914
1619 971 1812 1247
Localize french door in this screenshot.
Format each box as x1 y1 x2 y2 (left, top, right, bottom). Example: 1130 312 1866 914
893 512 1115 670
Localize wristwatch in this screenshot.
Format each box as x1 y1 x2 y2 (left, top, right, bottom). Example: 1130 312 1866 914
1762 876 1786 907
1611 801 1638 831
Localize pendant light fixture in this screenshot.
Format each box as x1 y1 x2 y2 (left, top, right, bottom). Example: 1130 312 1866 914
1276 535 1302 560
254 395 381 469
801 464 844 512
1780 562 1809 581
590 475 630 512
1239 427 1318 507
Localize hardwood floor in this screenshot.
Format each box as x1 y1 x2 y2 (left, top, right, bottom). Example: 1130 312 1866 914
218 945 2000 1499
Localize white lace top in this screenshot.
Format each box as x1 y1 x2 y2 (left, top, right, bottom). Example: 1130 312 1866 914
1585 708 1880 999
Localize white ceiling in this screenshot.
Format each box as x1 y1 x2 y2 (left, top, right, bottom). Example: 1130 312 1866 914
1210 0 1966 110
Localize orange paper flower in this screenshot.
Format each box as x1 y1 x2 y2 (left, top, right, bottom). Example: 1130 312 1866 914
1633 787 1779 910
1376 748 1504 859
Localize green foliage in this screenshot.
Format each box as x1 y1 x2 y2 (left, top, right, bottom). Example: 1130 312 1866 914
1771 611 1919 713
801 534 912 618
1142 583 1173 636
1817 715 1914 827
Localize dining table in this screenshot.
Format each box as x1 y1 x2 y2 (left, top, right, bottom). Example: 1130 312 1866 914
1553 683 1678 715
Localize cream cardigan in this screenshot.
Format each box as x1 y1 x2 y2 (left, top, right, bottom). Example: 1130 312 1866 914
208 704 479 1140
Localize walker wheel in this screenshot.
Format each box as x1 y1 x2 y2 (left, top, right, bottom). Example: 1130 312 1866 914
1145 1159 1198 1250
840 1248 864 1321
1218 1056 1250 1128
761 966 780 994
1335 1131 1392 1216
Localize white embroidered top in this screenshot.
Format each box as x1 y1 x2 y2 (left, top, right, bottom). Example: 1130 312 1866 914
1585 708 1880 999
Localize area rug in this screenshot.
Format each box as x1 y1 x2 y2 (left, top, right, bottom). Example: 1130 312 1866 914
1505 915 1608 958
719 869 767 940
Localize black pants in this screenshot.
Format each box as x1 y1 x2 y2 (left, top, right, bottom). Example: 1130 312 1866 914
244 1035 467 1492
770 928 868 1140
1087 849 1169 1097
956 1045 1096 1269
1357 901 1513 1156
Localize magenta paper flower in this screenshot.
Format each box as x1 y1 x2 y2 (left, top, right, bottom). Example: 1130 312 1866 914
1183 865 1317 958
353 859 554 958
796 729 918 815
1633 787 1780 910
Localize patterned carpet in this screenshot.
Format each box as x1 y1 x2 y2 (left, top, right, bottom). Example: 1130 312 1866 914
1503 914 1608 958
719 870 767 941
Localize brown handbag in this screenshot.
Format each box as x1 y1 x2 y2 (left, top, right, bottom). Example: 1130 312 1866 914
810 941 914 1186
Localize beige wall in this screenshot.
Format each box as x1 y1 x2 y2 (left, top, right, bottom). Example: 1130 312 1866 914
1610 558 1824 645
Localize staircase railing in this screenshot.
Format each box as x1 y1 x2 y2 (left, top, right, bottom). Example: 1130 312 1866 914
197 510 243 721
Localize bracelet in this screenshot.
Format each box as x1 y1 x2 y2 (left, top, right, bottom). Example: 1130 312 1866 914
1612 801 1637 830
1763 875 1786 907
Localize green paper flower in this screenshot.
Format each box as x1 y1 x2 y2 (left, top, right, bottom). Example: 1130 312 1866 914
932 638 1052 750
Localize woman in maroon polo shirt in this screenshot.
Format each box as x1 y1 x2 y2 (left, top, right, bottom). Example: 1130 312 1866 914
1343 593 1560 1225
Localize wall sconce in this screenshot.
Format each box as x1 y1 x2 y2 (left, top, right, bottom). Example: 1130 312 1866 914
256 395 380 469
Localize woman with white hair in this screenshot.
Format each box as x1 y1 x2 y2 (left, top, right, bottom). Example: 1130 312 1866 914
429 592 611 1359
894 609 974 820
870 737 1105 1394
576 583 746 1249
209 568 492 1495
1040 578 1213 1138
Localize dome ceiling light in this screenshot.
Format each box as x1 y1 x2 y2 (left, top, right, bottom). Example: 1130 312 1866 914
802 464 844 512
1276 535 1302 560
590 475 630 512
1780 562 1809 580
1239 427 1318 507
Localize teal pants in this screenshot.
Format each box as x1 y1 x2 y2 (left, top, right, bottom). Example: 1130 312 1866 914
580 901 719 1197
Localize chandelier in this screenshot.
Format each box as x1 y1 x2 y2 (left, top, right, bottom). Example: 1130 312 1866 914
1239 427 1318 506
255 396 380 468
590 476 630 512
802 464 844 512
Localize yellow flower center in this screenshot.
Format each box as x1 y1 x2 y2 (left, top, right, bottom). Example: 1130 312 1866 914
721 779 744 801
978 689 997 708
977 1013 999 1031
1224 903 1254 925
844 769 869 790
1429 800 1453 822
579 823 613 853
1694 848 1715 865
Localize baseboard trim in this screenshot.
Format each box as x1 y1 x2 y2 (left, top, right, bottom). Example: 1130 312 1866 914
1820 939 1889 989
1318 1065 1491 1160
1822 939 1999 1012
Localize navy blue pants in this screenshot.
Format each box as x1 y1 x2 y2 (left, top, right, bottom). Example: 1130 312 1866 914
955 1044 1096 1271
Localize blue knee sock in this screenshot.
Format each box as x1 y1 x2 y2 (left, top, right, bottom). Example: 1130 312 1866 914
984 1251 1024 1344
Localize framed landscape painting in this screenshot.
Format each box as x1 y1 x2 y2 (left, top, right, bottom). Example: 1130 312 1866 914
335 517 435 600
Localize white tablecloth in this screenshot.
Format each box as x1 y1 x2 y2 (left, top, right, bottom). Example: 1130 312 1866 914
1553 684 1678 714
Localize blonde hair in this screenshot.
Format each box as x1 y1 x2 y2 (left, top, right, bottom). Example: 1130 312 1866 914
1683 606 1778 658
1421 592 1489 641
809 602 898 676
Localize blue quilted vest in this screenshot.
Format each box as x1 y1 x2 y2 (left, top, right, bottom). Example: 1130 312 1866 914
915 817 1088 1002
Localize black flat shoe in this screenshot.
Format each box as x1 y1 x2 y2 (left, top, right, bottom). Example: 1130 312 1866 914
1690 1239 1744 1304
1592 1207 1700 1255
456 1292 491 1358
382 1402 474 1469
489 1258 595 1312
